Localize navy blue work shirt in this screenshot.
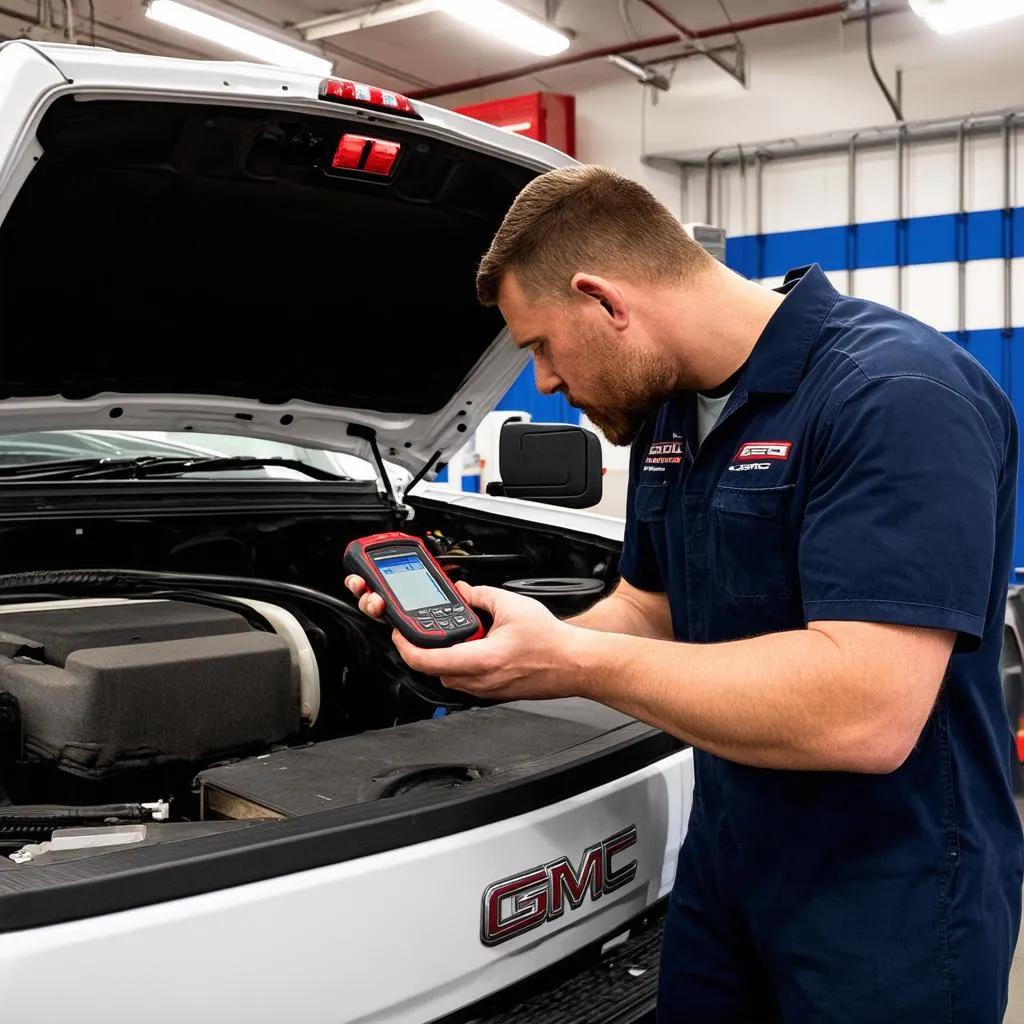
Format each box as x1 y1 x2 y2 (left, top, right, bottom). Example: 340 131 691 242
620 264 1024 970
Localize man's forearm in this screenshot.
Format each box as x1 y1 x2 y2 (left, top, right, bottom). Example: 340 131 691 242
565 626 928 774
566 593 669 639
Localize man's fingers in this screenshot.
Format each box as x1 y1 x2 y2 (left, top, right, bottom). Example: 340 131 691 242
392 629 497 678
346 575 386 619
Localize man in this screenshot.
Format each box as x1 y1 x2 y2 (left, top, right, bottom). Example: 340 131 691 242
346 165 1024 1021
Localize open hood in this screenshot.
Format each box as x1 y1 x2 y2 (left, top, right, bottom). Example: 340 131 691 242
0 44 576 479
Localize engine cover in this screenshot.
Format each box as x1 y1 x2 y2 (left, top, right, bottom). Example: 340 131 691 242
0 599 299 780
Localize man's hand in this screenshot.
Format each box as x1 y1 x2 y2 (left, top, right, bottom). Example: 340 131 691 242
344 574 582 701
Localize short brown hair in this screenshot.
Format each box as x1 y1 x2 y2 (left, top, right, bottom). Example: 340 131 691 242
476 164 713 307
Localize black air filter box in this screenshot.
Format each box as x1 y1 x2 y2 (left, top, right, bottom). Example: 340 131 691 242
0 600 298 780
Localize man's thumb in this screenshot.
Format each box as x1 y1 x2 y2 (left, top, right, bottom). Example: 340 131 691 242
462 584 504 616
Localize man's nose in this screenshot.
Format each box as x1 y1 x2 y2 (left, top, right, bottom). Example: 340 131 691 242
533 357 564 396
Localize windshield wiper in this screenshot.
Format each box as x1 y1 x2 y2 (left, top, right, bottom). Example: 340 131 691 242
0 457 350 482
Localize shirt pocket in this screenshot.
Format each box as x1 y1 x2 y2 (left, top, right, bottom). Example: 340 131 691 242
711 484 797 599
635 482 669 522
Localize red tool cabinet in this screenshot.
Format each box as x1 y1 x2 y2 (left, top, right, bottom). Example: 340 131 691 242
455 92 576 157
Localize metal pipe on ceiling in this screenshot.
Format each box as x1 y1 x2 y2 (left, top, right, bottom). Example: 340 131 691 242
660 107 1024 169
633 0 697 39
691 2 852 38
635 0 850 41
635 42 740 67
847 132 860 296
407 32 679 99
408 1 858 100
895 122 906 309
957 117 971 339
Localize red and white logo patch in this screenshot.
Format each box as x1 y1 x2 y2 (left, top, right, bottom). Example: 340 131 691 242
734 441 792 461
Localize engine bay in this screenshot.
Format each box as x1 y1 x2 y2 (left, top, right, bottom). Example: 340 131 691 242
0 496 623 860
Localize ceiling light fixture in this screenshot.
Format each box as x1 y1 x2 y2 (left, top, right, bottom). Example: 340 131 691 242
299 0 439 42
145 0 333 74
910 0 1024 33
439 0 570 57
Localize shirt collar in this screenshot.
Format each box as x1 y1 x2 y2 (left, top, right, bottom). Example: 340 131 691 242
743 264 839 396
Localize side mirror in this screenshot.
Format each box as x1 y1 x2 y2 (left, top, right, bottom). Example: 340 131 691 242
486 422 603 509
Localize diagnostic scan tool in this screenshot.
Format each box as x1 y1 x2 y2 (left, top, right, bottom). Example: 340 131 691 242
344 532 486 648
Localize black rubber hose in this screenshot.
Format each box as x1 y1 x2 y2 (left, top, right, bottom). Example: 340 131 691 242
0 803 155 824
0 568 362 620
865 0 902 122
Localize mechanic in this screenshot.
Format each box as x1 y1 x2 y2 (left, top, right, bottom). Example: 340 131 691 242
346 165 1024 1022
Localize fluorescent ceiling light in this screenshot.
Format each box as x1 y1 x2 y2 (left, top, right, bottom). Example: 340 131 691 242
440 0 570 56
145 0 333 74
910 0 1024 33
299 0 440 42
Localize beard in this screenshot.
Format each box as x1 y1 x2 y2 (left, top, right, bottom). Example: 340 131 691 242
565 342 678 447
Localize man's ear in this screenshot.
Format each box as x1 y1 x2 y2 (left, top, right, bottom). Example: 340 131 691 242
570 273 628 328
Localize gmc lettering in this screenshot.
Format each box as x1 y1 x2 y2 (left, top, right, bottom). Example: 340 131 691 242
480 825 639 946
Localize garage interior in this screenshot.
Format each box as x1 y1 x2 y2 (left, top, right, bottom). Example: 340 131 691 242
0 0 1020 1019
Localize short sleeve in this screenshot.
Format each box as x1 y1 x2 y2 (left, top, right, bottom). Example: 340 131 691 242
799 374 1006 652
617 426 665 593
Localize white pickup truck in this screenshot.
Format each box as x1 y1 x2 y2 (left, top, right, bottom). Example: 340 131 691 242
0 41 693 1023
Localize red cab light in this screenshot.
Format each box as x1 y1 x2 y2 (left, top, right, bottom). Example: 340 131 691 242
332 134 402 176
332 134 368 170
319 78 418 118
363 140 400 175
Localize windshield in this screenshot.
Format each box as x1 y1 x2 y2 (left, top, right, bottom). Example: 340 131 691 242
0 430 404 484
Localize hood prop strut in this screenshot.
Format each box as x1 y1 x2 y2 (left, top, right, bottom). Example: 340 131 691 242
347 424 398 510
404 449 442 499
347 426 443 514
